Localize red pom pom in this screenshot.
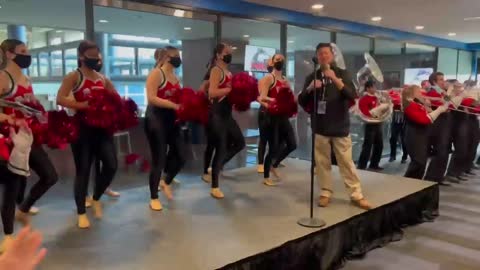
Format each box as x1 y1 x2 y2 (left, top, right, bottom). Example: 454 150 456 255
267 87 298 118
46 110 79 149
77 90 139 134
174 88 209 124
125 153 141 166
0 137 11 161
229 72 258 112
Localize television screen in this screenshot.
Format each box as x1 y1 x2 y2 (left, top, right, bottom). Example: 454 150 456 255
244 45 276 72
404 68 433 86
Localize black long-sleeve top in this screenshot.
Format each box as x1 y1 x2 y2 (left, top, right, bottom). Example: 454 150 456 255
298 66 357 137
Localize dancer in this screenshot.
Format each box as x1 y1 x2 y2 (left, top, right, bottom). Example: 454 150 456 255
201 68 215 182
357 80 387 170
57 40 118 228
144 46 186 210
0 123 32 253
256 62 274 174
403 85 448 179
258 54 297 186
424 72 451 186
298 43 371 210
205 43 245 198
0 39 59 225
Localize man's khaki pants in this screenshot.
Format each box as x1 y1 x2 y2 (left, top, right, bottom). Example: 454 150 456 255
315 134 363 201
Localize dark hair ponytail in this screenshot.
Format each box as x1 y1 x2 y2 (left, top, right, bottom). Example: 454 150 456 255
77 40 99 67
205 43 227 79
0 39 25 54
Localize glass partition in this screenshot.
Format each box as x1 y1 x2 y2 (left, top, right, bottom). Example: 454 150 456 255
457 50 473 82
437 47 458 80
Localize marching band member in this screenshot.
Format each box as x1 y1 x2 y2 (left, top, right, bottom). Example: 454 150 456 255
57 40 118 228
403 85 448 179
205 43 245 199
357 80 388 170
0 39 59 224
298 43 371 210
144 46 186 210
423 72 451 186
389 89 408 163
257 54 297 186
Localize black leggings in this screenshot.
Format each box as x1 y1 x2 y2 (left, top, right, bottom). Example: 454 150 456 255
404 124 429 180
264 115 297 179
71 125 118 215
389 122 407 160
357 123 383 169
207 114 245 188
203 125 215 174
0 164 21 235
257 110 268 165
16 146 58 213
145 108 186 199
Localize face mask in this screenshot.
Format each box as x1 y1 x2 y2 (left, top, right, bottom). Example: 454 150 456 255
13 54 32 69
169 56 182 68
83 56 101 71
274 61 284 71
267 66 274 73
93 63 103 72
222 54 232 64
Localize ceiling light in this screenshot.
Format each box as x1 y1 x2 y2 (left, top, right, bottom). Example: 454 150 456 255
448 32 456 36
98 19 109 23
173 9 185 17
184 27 191 31
415 25 424 30
232 47 238 50
311 4 324 10
56 30 63 33
371 16 382 22
243 35 250 38
288 40 295 43
464 16 480 21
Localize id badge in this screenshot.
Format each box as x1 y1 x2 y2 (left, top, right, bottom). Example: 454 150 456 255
317 100 327 115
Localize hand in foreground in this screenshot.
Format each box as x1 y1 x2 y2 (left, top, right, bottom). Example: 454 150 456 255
0 227 47 270
323 69 337 80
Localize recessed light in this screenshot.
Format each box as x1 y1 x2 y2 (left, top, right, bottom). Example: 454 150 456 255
243 34 250 38
288 40 295 43
184 27 191 31
415 26 424 30
464 16 480 21
311 4 324 10
371 16 382 22
232 46 238 50
173 9 185 17
448 32 456 36
56 30 63 33
98 19 109 23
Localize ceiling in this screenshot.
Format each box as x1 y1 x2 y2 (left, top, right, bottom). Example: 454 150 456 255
245 0 480 43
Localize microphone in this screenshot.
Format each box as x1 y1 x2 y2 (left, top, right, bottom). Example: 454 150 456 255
320 63 331 84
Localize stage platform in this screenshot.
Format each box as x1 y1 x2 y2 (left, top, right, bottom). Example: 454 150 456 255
29 159 437 270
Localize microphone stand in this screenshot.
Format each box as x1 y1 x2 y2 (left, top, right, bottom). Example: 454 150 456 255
297 59 326 228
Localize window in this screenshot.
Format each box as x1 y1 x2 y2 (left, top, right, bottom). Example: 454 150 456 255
50 50 63 77
336 33 371 78
457 50 473 82
64 48 78 74
437 47 458 79
38 52 49 77
29 55 39 77
405 43 435 70
373 39 404 89
94 3 216 115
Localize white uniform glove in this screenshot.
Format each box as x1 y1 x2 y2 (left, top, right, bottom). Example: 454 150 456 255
369 103 390 118
428 104 448 122
8 126 33 176
450 95 464 109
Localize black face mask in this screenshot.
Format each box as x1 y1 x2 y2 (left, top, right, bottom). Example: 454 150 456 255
83 57 101 71
169 56 182 68
223 54 232 64
267 66 274 73
13 54 32 69
274 61 284 71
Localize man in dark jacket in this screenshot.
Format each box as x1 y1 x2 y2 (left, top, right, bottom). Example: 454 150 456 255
298 43 371 210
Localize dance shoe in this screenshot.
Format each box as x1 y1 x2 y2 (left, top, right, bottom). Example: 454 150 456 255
263 178 277 187
257 164 264 173
78 214 91 229
160 180 173 200
0 235 14 254
352 198 373 210
210 188 224 199
202 174 212 183
15 210 31 226
105 189 121 198
317 196 330 207
85 196 93 208
92 200 103 219
29 206 40 215
149 199 163 211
